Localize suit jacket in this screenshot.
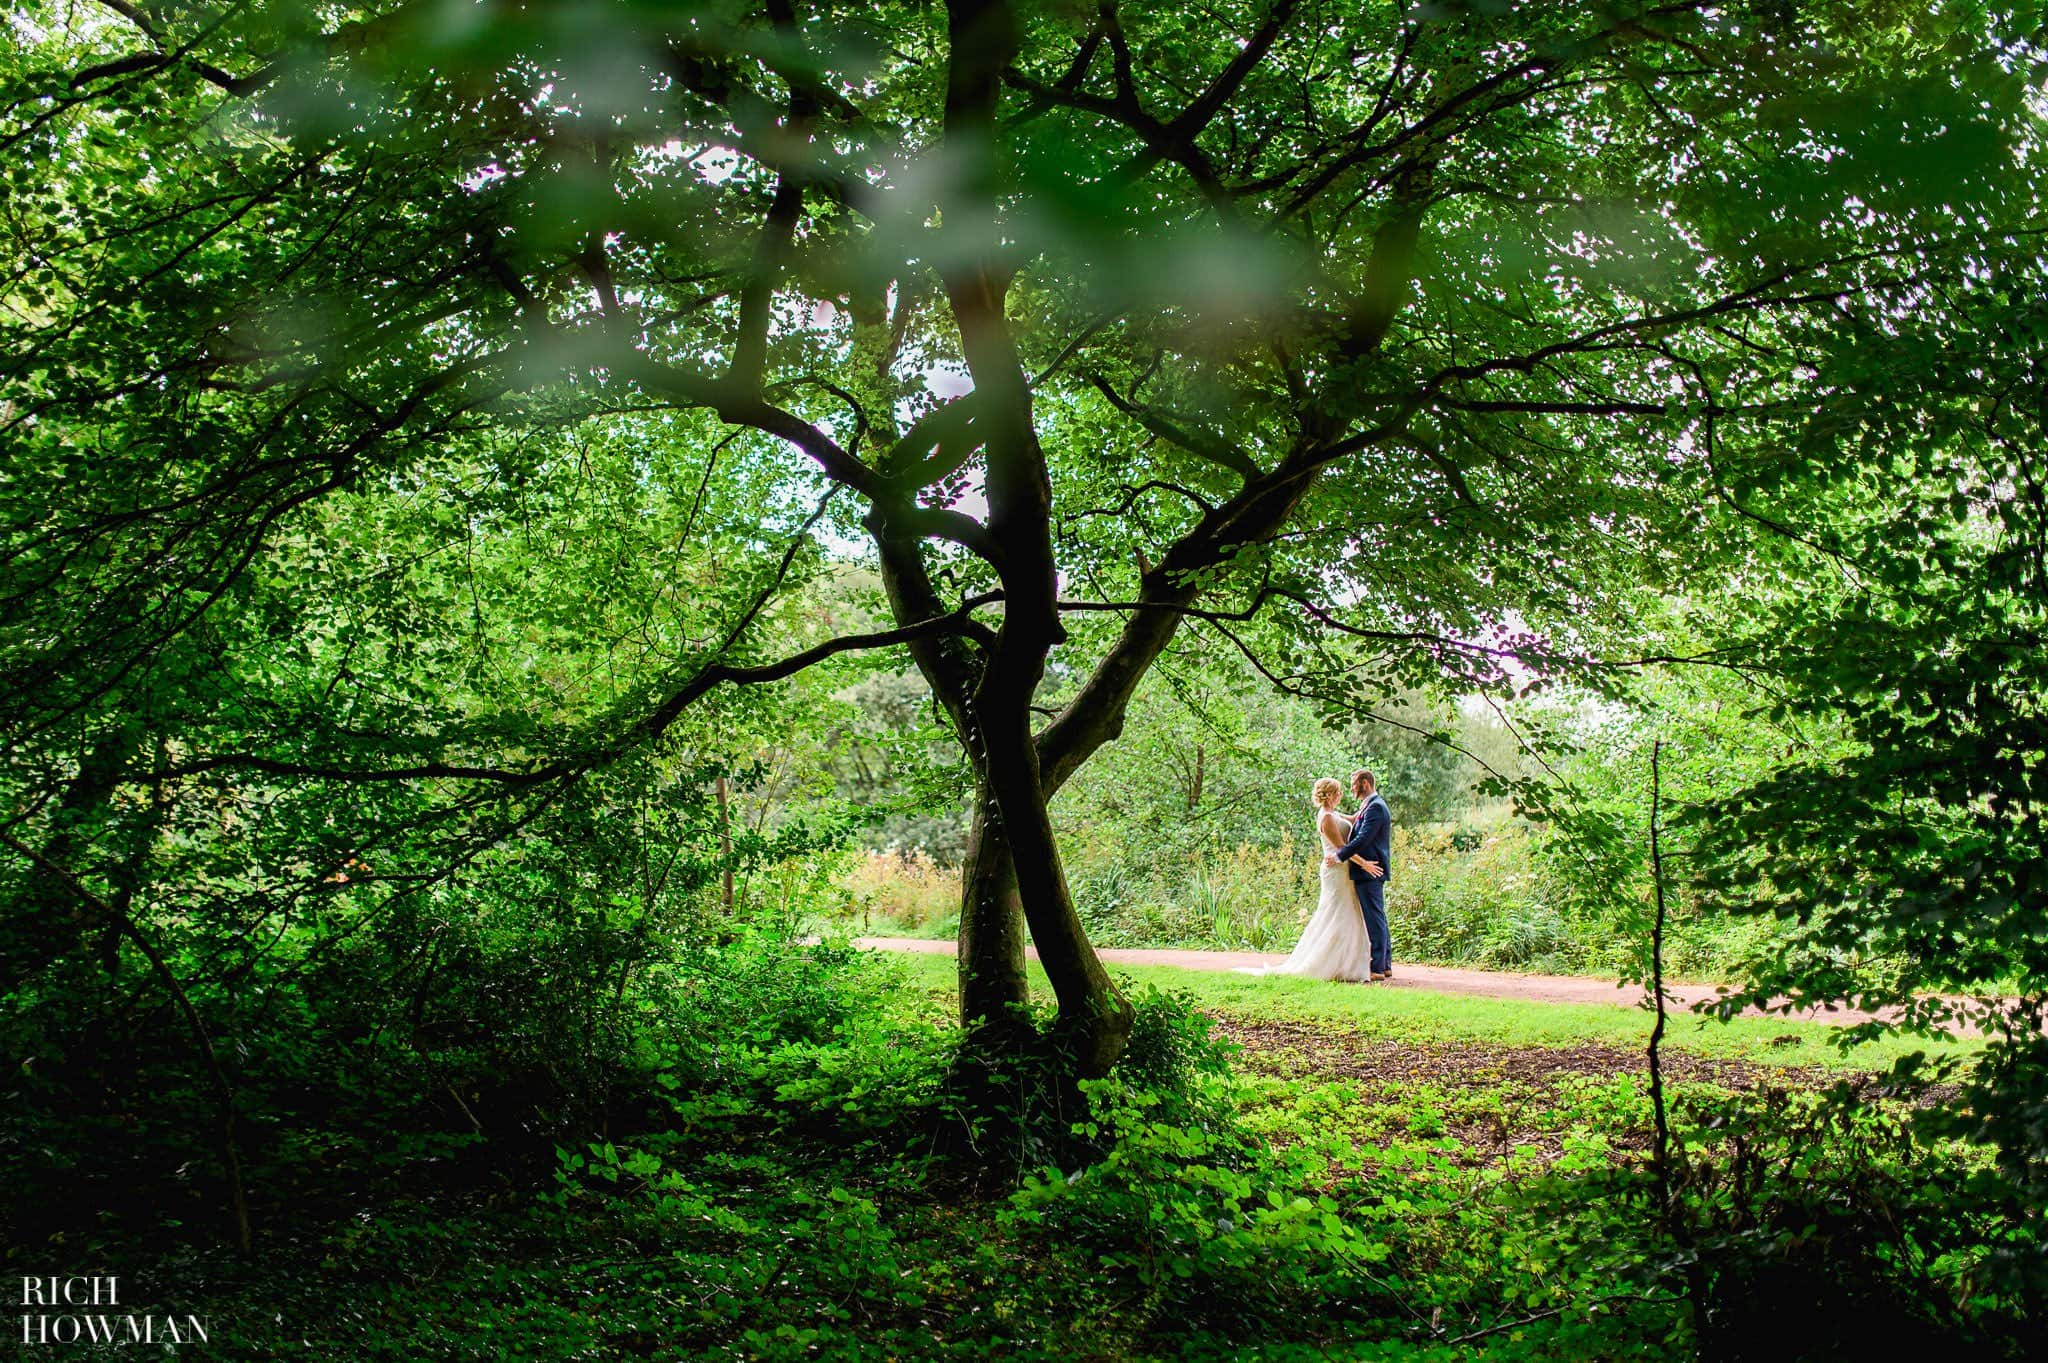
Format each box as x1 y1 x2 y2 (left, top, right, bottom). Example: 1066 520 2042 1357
1335 794 1391 887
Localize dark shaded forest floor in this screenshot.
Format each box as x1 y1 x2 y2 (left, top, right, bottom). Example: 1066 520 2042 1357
9 944 2003 1362
1217 1015 1818 1091
1209 1013 1950 1178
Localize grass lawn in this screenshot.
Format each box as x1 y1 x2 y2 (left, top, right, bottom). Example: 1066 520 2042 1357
876 947 1981 1073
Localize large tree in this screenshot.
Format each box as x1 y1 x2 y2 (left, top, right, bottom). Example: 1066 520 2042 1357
3 0 2036 1083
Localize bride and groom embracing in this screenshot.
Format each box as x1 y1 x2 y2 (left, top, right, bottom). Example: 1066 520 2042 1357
1237 769 1393 984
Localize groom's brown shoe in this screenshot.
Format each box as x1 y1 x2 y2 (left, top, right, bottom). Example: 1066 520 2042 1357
1372 970 1392 981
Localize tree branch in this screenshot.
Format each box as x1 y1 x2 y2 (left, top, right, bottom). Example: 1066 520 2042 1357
1086 376 1261 480
0 829 252 1250
163 596 1002 788
617 353 1001 559
729 0 817 392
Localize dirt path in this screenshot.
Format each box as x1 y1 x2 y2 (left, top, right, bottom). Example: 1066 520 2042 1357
855 935 1952 1032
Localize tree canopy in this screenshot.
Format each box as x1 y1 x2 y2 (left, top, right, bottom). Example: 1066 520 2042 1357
4 0 2043 1083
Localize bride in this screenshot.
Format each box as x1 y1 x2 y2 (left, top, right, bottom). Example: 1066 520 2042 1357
1234 778 1374 982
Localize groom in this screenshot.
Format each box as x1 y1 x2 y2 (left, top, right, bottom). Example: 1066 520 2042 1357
1326 769 1392 981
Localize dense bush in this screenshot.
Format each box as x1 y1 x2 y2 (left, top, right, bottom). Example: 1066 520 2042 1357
1067 834 1319 952
1665 1083 2045 1360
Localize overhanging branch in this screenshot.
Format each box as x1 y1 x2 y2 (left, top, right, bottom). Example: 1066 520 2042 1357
162 595 1003 789
618 352 1002 560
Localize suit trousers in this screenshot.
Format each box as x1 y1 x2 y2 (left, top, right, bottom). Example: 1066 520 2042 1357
1354 878 1390 974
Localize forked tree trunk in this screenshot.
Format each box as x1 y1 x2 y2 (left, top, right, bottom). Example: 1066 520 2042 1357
970 700 1132 1077
955 794 1133 1078
921 0 1138 1085
948 791 1128 1162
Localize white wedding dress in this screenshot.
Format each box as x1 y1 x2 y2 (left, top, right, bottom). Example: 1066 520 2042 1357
1234 811 1372 982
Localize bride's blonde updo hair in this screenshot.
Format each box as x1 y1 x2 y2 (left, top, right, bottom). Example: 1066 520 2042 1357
1311 777 1343 809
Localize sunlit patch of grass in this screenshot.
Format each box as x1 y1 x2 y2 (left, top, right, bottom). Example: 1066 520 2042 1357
874 949 1981 1072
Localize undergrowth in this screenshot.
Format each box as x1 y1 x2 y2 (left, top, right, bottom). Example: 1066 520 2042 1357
5 933 2038 1361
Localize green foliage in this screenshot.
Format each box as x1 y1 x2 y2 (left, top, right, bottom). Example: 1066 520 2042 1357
9 915 2039 1360
1099 984 1242 1124
1002 1082 1390 1338
1659 1084 2043 1360
1667 256 2048 1285
1065 835 1319 951
4 0 2047 1354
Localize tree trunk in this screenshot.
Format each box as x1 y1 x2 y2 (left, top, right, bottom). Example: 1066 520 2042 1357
955 792 1029 1049
915 0 1138 1082
954 767 1129 1077
1 724 136 993
715 773 733 915
868 484 1131 1073
970 681 1132 1077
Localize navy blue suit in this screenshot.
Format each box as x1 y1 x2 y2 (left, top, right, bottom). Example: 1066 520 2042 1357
1333 793 1391 974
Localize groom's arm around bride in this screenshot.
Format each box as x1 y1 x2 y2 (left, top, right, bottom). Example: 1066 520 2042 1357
1326 796 1386 880
1326 770 1393 980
